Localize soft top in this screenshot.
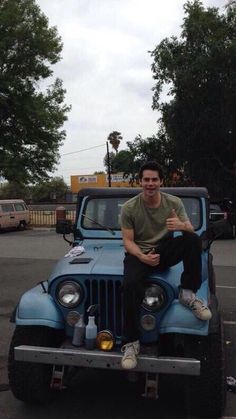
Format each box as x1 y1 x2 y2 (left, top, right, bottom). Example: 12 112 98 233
77 187 209 200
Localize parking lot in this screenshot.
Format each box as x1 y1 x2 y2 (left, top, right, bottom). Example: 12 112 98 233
0 229 236 418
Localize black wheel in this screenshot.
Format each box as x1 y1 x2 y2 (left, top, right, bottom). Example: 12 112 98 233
8 326 64 404
231 223 236 239
18 221 26 230
208 252 216 294
184 318 226 418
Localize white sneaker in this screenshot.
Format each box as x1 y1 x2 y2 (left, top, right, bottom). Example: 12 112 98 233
121 340 140 369
179 289 212 321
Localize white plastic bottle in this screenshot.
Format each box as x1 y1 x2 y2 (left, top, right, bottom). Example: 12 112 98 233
85 315 97 350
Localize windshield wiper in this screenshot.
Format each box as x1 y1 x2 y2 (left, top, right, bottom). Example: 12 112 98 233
82 213 115 236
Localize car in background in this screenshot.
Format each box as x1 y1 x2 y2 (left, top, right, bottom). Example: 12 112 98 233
209 200 235 239
0 199 30 231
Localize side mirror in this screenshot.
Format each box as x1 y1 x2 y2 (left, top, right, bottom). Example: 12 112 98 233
56 219 74 235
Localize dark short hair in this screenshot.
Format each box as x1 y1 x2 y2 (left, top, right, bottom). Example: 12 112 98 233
139 161 164 180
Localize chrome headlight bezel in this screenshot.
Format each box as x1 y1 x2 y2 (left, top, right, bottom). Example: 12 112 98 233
56 280 83 308
142 283 167 312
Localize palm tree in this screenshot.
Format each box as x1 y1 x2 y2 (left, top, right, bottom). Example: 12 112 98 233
107 131 122 153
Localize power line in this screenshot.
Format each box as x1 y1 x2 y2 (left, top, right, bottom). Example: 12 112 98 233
61 143 105 156
0 143 107 166
54 165 105 173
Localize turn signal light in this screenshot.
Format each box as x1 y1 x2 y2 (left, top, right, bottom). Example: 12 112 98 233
96 330 115 351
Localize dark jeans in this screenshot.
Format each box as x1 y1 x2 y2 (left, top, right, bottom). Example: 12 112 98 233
123 232 202 342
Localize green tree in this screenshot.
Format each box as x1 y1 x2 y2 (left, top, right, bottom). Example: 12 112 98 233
0 0 70 184
111 150 134 174
103 151 116 173
103 132 176 186
30 176 69 202
0 181 30 199
151 0 236 199
103 149 135 184
127 131 175 177
109 149 138 185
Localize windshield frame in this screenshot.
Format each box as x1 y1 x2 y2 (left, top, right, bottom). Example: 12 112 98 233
76 194 203 240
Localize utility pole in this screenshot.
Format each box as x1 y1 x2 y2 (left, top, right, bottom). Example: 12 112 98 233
106 141 111 187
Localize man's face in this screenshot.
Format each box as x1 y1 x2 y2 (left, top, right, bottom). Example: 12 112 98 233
140 169 163 197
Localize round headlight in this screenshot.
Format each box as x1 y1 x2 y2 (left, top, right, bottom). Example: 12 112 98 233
57 281 82 308
66 310 81 326
141 314 156 331
142 283 166 312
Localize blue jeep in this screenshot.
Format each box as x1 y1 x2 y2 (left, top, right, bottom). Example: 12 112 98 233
8 187 226 417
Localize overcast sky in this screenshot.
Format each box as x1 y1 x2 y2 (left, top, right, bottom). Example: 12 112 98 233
36 0 225 184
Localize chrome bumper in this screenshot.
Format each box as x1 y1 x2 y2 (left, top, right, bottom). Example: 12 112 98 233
14 345 200 376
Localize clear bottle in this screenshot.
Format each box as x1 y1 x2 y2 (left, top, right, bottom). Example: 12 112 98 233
72 314 85 346
85 305 98 350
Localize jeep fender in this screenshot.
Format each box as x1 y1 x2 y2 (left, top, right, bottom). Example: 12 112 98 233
160 280 210 336
15 285 64 329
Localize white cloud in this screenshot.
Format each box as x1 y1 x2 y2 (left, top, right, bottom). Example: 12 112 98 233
35 0 226 183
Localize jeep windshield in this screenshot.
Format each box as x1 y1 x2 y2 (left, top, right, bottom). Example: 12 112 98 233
79 195 202 232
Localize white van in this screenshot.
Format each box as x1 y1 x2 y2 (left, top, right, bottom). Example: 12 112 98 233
0 199 30 230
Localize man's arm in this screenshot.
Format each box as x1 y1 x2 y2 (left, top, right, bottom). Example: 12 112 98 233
121 227 160 266
182 220 195 233
166 209 194 233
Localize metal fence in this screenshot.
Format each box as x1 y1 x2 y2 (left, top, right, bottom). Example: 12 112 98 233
29 210 76 227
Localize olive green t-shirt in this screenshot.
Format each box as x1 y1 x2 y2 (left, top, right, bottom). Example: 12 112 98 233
120 192 189 253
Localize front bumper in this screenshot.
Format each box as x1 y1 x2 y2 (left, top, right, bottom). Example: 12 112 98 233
14 345 200 376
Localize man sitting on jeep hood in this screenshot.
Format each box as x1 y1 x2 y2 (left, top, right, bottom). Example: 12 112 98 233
120 160 212 370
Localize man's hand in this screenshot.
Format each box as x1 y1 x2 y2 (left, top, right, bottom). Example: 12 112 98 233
139 248 160 266
166 209 184 231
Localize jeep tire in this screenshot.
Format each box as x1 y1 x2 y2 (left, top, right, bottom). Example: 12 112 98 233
8 326 64 404
208 252 216 294
184 318 226 418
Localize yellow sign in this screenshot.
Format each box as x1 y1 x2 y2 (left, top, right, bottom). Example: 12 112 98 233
71 173 137 193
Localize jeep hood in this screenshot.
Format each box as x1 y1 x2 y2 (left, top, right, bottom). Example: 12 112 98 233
48 241 126 281
48 240 208 297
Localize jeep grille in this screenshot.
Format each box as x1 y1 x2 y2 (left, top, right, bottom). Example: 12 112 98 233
84 278 123 340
